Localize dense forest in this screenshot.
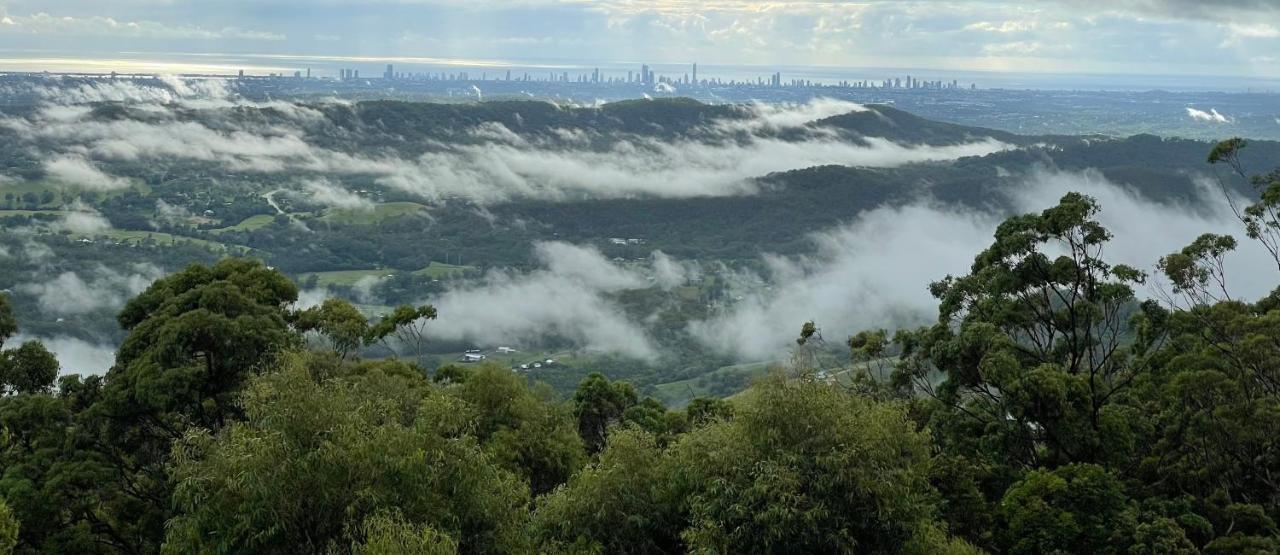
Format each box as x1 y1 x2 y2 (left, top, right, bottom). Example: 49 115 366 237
0 139 1275 553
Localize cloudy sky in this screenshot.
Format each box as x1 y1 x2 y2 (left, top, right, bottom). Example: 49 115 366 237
0 0 1278 78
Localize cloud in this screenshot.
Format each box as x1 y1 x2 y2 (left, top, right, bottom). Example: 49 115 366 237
58 206 112 234
651 250 699 289
374 123 1009 202
299 178 375 211
8 95 1011 204
721 98 868 132
18 264 163 316
0 12 284 41
350 276 384 305
11 334 115 376
426 242 659 359
687 168 1276 360
1186 107 1231 123
43 155 130 191
153 199 193 227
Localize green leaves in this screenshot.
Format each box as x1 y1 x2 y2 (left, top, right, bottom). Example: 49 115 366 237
165 354 531 554
0 295 16 350
294 298 371 359
1207 138 1246 165
0 342 58 395
998 464 1132 555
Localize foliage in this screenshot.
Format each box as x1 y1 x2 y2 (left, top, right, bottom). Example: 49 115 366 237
294 298 371 359
669 375 964 554
164 354 530 554
0 498 16 555
1 139 1279 553
368 304 438 362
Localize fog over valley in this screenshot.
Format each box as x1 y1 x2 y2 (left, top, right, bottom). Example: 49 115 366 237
4 1 1280 551
3 77 1277 381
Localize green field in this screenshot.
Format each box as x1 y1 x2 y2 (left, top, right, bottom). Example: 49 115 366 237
210 214 276 233
1 179 150 206
0 209 68 219
319 202 429 225
73 230 247 253
301 261 473 288
298 269 397 287
650 361 774 407
413 261 472 278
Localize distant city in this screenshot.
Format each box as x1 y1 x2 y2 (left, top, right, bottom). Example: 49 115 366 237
22 61 978 93
321 63 976 92
2 60 1279 142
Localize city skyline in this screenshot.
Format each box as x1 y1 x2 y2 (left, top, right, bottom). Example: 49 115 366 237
0 1 1278 82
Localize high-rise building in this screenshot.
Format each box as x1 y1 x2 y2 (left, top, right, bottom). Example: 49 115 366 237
641 64 649 85
354 70 360 79
384 64 394 80
692 63 698 86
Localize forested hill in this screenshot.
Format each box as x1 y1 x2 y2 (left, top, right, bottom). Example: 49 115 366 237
1 137 1279 552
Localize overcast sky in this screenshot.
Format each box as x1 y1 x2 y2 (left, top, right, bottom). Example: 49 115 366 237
0 0 1278 78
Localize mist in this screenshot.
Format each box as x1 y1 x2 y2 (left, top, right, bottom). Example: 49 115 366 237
4 87 1011 204
688 169 1277 360
19 264 163 316
11 334 115 376
424 243 666 360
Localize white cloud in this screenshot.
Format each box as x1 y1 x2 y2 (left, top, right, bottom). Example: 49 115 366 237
18 264 163 316
427 242 659 359
300 178 375 211
0 12 284 41
687 169 1277 360
43 155 130 191
1187 107 1231 123
58 209 112 234
11 334 115 376
9 96 1011 204
153 199 193 226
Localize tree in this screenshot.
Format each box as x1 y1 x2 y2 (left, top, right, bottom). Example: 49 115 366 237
353 513 458 555
572 373 638 453
997 464 1133 554
0 341 58 395
454 366 585 496
76 258 302 553
165 353 530 554
368 304 437 363
294 298 370 359
0 498 17 555
668 375 971 554
893 193 1147 470
0 295 59 396
0 295 16 348
531 429 682 554
1207 138 1280 271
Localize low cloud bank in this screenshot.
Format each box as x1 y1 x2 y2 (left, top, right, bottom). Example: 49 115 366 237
402 169 1280 362
5 92 1008 204
11 334 115 376
426 244 695 360
43 155 131 191
688 169 1277 360
19 264 163 316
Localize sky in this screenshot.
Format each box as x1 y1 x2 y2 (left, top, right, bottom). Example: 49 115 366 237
0 1 1278 79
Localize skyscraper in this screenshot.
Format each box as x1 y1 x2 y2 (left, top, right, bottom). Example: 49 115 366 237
384 64 394 80
641 64 650 85
692 63 698 86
